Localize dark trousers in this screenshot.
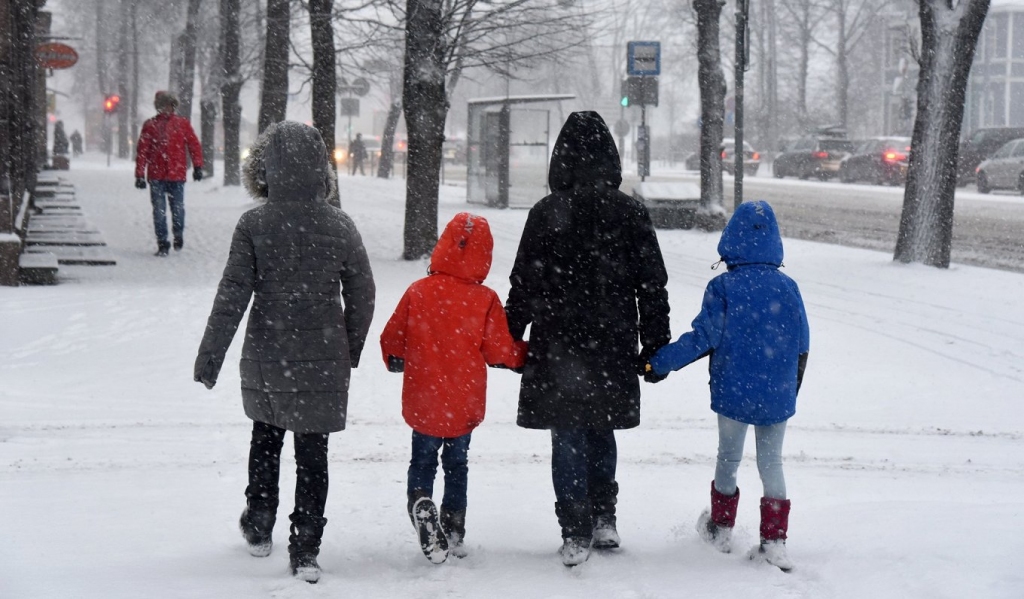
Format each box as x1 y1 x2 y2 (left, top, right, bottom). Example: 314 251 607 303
246 421 330 526
407 430 472 512
551 427 617 505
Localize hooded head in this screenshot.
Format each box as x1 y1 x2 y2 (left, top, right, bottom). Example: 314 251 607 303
154 91 179 113
242 121 338 204
548 111 622 192
717 200 784 268
428 212 493 283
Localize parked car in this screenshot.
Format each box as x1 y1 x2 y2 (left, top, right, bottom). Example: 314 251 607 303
838 137 911 185
974 137 1024 193
957 127 1024 185
721 138 761 176
682 139 760 175
773 135 855 180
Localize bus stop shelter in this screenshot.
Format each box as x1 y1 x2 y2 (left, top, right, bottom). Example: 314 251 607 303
466 94 575 209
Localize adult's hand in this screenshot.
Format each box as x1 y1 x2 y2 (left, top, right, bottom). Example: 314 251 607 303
134 178 147 189
193 167 204 181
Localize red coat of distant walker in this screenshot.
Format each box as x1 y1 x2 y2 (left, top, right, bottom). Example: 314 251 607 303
381 213 527 438
134 112 204 182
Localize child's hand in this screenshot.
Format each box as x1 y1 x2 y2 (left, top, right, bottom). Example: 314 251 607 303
387 355 405 373
643 362 667 384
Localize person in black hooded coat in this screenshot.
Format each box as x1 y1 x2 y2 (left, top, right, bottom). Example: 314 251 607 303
505 111 671 565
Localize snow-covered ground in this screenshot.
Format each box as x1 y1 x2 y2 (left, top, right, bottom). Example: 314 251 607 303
1 153 1022 598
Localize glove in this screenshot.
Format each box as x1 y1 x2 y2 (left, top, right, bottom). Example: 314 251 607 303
643 362 668 384
134 178 147 189
387 355 405 373
194 356 219 389
193 167 204 181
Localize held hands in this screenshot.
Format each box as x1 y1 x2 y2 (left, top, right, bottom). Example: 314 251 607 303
643 362 667 384
134 178 147 189
637 346 668 383
193 167 204 181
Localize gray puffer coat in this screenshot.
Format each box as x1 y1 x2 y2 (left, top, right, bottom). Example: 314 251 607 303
194 121 375 433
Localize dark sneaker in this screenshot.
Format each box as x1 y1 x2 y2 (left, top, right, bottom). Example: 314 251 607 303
155 246 169 257
591 515 620 549
559 536 592 567
411 497 449 564
290 553 321 583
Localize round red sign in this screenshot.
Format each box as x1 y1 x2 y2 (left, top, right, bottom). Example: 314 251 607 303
34 43 79 70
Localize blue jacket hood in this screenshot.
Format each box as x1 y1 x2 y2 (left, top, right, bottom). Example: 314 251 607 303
717 200 784 268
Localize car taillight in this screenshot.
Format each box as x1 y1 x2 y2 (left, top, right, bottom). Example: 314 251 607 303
883 151 907 162
813 151 828 159
721 150 727 159
975 165 982 174
752 152 760 160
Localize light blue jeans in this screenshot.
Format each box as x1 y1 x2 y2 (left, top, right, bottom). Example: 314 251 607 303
713 414 787 499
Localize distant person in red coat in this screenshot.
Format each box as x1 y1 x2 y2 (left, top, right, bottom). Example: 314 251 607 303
134 91 204 256
380 212 527 564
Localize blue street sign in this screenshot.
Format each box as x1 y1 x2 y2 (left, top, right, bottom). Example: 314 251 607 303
627 41 661 76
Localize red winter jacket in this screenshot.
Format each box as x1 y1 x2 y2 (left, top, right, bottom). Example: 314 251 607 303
134 112 204 182
381 213 527 438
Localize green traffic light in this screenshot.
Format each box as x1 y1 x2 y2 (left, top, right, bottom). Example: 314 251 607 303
621 96 629 107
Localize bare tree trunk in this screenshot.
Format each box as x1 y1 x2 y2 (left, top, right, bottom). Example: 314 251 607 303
835 2 849 129
309 0 336 177
117 0 130 158
130 0 139 144
798 20 810 123
378 100 401 178
95 0 108 97
694 0 727 221
178 0 202 121
402 0 447 260
258 0 289 133
220 0 242 186
200 98 216 177
894 0 989 268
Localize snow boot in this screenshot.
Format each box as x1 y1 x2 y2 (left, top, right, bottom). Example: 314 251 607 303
173 236 183 251
411 496 449 564
697 482 739 553
239 507 275 557
440 507 467 558
154 241 170 257
749 497 793 572
590 481 620 550
288 514 326 583
555 500 592 567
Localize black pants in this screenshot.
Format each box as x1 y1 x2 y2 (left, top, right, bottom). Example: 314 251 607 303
246 421 330 527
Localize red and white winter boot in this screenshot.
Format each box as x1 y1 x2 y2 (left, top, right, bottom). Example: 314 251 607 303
749 497 793 572
696 481 739 553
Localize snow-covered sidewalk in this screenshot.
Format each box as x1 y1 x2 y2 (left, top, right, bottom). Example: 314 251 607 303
1 153 1022 598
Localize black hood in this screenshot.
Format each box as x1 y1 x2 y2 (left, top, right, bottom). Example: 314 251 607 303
548 111 622 192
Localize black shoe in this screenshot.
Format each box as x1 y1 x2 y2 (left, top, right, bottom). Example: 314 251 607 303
290 553 321 583
155 241 170 257
239 508 274 557
411 497 449 564
155 247 169 257
173 237 183 251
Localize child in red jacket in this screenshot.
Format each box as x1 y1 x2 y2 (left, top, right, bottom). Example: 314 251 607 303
381 212 527 564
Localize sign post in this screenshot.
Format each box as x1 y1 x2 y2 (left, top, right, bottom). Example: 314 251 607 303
627 41 660 181
338 77 370 143
734 0 749 210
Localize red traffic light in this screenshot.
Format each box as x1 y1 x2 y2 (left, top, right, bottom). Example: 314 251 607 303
103 94 120 114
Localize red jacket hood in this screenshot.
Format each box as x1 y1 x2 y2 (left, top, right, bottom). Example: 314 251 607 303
429 212 492 283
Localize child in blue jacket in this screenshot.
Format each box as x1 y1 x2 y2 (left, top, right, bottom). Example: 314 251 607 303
647 200 809 572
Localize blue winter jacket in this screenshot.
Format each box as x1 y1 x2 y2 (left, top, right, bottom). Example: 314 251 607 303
650 201 809 425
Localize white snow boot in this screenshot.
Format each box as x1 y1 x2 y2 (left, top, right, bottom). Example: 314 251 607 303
750 540 794 572
696 508 733 553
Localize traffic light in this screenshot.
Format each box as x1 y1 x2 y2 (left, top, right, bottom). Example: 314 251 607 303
103 94 120 114
620 79 630 107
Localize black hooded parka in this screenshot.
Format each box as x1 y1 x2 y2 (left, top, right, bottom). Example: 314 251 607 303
506 111 671 430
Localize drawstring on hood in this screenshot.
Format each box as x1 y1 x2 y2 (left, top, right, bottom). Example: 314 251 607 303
717 200 784 268
428 212 493 284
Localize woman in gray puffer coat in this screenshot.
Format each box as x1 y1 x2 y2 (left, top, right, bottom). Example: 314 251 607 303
194 121 375 583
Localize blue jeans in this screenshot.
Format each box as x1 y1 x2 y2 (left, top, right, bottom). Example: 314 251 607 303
550 428 617 505
407 430 472 512
149 180 185 246
714 414 788 499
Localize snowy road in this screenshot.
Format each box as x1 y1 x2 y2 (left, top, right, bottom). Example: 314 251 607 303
1 154 1022 598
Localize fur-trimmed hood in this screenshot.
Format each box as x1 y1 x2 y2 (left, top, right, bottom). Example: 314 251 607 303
242 121 339 206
